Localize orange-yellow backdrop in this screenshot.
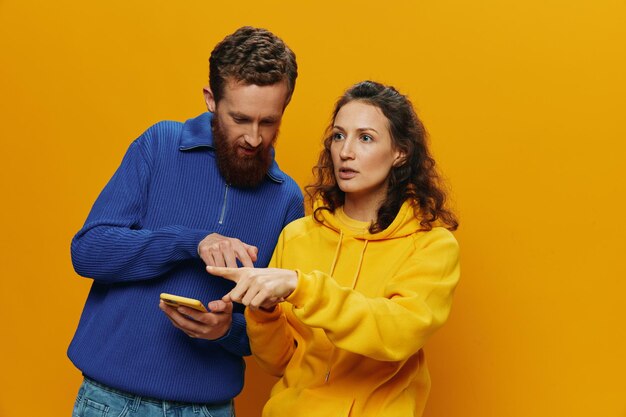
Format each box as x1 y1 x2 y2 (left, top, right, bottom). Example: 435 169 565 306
1 1 625 416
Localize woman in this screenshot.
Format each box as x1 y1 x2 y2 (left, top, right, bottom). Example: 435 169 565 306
208 80 460 417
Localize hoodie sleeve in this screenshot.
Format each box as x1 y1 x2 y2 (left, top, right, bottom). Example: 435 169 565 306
285 227 460 362
245 231 297 376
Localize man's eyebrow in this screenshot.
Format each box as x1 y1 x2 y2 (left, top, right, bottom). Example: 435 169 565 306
228 111 280 122
228 111 250 119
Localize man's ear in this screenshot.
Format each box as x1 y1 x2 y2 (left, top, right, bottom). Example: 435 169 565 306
203 86 216 112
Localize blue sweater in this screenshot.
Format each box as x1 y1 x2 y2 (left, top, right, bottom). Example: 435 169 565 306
68 112 304 403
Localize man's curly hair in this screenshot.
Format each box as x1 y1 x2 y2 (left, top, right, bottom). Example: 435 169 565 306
209 26 298 104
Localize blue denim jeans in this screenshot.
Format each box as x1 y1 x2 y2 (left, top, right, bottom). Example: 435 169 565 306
72 377 235 417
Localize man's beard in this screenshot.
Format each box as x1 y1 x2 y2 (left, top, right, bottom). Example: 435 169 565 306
212 117 274 188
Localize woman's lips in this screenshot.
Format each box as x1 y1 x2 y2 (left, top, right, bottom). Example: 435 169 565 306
337 168 358 179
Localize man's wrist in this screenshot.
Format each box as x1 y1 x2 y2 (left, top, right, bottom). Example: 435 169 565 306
210 321 233 341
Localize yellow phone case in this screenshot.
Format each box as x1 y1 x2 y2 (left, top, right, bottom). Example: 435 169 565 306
160 293 208 312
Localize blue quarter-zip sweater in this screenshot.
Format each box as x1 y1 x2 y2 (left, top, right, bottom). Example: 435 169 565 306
68 112 304 403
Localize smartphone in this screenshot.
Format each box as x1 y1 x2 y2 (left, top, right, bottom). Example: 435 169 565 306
160 293 208 312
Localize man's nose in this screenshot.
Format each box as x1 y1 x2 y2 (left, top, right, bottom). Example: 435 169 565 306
243 124 262 147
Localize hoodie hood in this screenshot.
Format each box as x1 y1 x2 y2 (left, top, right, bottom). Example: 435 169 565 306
313 198 423 292
314 198 422 241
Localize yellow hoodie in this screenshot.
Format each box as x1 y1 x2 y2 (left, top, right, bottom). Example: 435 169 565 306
245 200 460 417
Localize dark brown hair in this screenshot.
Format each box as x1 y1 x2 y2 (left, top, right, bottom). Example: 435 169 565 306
209 26 298 104
306 80 458 233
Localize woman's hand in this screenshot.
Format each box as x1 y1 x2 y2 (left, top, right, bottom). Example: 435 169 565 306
207 266 298 310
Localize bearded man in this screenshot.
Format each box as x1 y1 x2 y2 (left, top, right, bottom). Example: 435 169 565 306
68 26 303 417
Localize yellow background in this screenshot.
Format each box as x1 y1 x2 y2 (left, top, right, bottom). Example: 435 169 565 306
1 1 625 416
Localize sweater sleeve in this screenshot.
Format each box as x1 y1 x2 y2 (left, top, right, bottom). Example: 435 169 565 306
284 186 305 227
71 135 210 283
245 231 296 376
286 228 460 362
213 311 251 357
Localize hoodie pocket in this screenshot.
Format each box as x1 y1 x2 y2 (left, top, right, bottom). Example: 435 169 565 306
264 388 355 417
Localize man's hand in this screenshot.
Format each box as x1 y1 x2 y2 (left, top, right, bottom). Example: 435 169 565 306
207 266 298 310
159 299 233 340
198 233 258 268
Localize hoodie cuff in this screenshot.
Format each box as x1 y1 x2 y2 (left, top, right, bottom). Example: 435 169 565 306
246 304 284 323
285 270 312 308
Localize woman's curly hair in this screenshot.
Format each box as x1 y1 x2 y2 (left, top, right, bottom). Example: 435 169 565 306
306 81 458 233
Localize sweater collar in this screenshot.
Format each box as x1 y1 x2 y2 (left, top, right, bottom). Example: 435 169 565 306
178 112 286 183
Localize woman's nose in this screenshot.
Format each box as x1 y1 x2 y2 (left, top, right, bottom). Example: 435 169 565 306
339 139 355 159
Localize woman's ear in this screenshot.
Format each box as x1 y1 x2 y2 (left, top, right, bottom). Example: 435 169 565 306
393 150 407 167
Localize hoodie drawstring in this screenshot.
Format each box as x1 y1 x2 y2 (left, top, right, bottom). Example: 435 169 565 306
329 231 369 290
329 230 344 277
350 239 368 290
324 234 368 384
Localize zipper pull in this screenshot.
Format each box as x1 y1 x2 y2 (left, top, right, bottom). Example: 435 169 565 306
324 370 331 383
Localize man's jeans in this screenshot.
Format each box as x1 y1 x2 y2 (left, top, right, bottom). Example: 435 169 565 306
72 377 235 417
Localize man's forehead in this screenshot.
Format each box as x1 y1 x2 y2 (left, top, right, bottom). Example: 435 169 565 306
224 76 287 89
218 79 289 117
221 77 288 97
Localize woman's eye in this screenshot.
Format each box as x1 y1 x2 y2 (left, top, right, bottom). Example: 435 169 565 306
361 134 373 142
332 132 344 141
